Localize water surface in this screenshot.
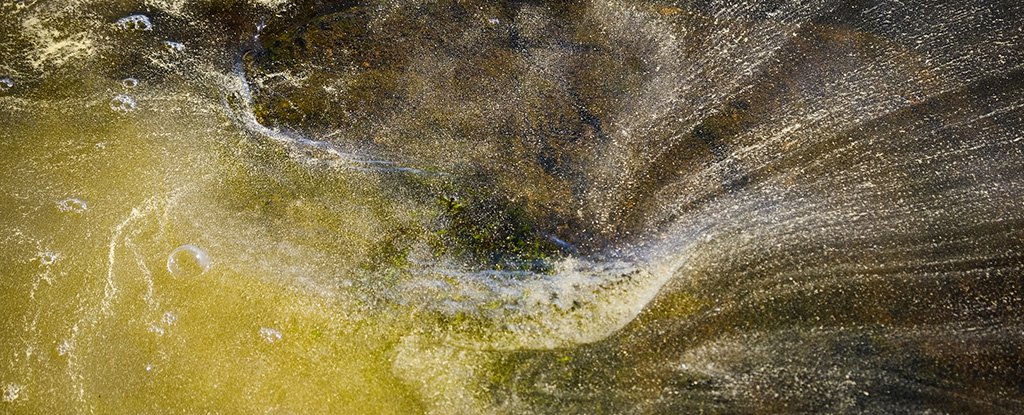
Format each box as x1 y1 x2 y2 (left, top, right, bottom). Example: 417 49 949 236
2 0 1024 413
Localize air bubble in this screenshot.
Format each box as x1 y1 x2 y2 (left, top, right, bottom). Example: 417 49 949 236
122 77 138 88
56 198 88 213
0 77 13 90
259 327 282 343
110 94 137 113
115 15 153 31
166 244 211 277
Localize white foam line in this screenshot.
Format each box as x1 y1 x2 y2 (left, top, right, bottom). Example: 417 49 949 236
406 252 690 350
65 191 173 404
126 237 157 310
223 62 439 176
102 201 158 316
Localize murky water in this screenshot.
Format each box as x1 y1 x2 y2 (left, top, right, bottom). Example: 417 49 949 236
2 0 1023 413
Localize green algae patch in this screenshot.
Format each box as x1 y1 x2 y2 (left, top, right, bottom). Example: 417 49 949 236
433 192 564 271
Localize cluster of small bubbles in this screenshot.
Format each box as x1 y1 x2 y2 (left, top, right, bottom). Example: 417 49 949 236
56 198 88 213
115 14 153 31
162 311 177 325
259 327 283 343
56 340 71 357
162 41 185 53
122 77 138 88
110 94 137 113
37 251 58 266
147 324 165 336
166 244 211 278
1 383 22 403
0 77 13 91
144 363 154 372
148 311 178 336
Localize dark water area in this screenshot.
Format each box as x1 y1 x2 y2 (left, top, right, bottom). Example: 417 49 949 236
2 0 1023 413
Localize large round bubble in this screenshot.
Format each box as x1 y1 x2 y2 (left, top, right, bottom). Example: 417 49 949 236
166 244 211 278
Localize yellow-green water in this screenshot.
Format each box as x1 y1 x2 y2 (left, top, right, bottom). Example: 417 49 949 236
0 76 425 412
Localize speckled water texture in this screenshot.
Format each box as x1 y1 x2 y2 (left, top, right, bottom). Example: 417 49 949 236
1 0 1023 413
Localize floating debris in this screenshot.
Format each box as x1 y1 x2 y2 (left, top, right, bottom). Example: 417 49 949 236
115 14 153 31
162 40 185 53
37 251 58 265
2 383 23 403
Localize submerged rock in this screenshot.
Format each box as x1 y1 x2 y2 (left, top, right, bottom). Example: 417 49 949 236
233 2 1024 411
244 1 652 254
